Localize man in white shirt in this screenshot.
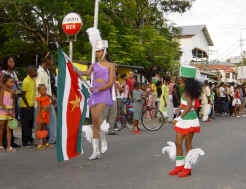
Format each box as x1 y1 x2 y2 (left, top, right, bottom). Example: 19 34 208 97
35 52 57 144
219 84 226 98
102 80 119 135
218 83 228 115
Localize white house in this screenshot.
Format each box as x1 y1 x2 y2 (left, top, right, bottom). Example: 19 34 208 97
193 63 238 83
177 25 214 65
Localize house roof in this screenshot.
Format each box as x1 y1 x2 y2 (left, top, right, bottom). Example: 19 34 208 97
177 25 214 46
193 63 235 73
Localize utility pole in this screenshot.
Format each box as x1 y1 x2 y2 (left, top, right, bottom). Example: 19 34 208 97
240 28 246 62
240 31 243 58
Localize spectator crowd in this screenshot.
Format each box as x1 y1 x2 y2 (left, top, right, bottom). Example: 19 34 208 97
0 54 246 152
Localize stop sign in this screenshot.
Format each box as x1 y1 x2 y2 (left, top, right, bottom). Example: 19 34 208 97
62 12 82 35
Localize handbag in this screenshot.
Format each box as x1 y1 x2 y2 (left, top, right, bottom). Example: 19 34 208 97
8 118 18 130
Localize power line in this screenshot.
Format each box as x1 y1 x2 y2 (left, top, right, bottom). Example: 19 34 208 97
218 44 240 60
216 40 240 58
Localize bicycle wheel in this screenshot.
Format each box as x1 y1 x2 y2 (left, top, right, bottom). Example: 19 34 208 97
141 108 165 131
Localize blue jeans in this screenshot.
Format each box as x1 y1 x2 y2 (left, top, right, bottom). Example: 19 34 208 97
34 105 57 144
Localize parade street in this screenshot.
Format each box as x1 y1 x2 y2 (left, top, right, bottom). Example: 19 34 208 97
1 117 246 189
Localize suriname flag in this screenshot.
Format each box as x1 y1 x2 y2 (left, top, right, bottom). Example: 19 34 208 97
56 47 90 161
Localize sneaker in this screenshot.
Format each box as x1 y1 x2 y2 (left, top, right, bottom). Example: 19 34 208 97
44 143 50 148
36 145 45 151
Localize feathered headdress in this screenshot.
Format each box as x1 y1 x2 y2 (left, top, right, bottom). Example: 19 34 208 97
86 27 102 49
86 27 108 60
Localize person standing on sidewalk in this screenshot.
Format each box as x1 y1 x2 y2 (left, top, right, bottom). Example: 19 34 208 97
201 80 211 122
35 52 56 144
120 74 129 115
0 75 16 152
132 82 144 134
20 66 37 146
1 56 20 148
239 85 245 116
103 73 119 135
167 76 174 122
126 71 135 99
159 77 169 119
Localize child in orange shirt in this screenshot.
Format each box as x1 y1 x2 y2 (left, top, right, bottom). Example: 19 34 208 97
36 84 51 150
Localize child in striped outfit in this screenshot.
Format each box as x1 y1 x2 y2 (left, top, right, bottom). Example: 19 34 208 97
169 66 202 177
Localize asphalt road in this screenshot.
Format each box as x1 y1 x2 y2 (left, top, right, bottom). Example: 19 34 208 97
1 116 246 189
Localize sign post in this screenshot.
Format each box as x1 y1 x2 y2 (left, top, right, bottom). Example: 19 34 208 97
69 40 73 62
62 12 83 62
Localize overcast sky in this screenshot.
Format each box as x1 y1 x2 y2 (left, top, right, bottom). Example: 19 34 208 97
167 0 246 61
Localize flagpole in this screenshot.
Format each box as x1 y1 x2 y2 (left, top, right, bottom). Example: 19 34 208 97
90 0 100 84
91 0 100 66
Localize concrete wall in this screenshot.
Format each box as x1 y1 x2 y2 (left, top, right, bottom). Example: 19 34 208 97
192 31 210 53
179 37 193 65
179 30 210 65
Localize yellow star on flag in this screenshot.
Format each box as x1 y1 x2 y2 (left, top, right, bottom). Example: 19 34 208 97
69 95 81 111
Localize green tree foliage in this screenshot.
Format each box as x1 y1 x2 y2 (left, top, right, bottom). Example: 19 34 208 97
0 0 194 76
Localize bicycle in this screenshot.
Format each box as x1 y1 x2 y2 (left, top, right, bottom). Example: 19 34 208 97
141 99 166 132
116 96 166 132
115 100 133 131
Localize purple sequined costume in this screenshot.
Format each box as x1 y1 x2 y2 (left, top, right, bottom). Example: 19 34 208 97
88 63 113 107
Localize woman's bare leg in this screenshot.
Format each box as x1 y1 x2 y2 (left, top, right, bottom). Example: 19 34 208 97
90 105 100 139
185 132 194 153
169 133 185 175
90 103 106 139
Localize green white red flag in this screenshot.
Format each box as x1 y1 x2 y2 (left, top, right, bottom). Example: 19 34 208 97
56 47 90 161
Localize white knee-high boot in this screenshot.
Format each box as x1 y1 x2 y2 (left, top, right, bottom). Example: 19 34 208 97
100 131 108 153
88 139 100 160
100 120 109 154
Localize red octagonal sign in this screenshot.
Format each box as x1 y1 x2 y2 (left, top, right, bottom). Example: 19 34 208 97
62 12 82 35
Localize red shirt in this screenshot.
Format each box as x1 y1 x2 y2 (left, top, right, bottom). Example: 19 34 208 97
235 90 240 98
127 78 135 92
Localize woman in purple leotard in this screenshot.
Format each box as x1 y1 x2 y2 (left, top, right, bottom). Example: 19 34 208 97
80 40 115 160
